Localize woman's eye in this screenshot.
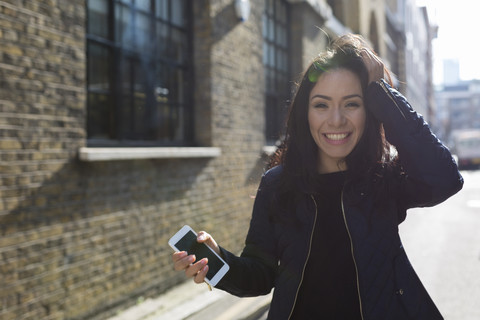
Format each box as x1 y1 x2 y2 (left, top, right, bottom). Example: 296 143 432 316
346 102 360 108
313 103 328 109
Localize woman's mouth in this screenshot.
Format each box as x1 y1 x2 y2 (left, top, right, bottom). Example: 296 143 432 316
323 132 350 144
324 132 350 141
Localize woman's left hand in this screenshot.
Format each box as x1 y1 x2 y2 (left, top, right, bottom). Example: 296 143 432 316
361 48 384 85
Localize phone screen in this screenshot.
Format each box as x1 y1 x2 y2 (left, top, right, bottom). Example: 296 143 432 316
174 230 225 281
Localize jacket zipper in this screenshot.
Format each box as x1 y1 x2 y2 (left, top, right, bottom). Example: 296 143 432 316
287 194 318 320
378 80 407 121
341 190 365 320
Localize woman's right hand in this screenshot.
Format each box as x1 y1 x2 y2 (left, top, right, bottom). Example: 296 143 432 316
172 231 220 284
360 48 384 85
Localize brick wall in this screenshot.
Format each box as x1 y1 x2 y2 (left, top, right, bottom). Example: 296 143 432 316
0 0 268 319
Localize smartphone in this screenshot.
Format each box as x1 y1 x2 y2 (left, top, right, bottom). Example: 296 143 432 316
168 225 230 287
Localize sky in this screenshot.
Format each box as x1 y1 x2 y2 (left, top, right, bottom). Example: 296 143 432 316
420 0 480 84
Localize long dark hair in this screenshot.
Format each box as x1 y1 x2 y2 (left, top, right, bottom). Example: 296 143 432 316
269 34 395 198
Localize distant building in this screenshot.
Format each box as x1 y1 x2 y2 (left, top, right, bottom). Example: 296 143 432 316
404 2 437 121
443 59 461 85
382 0 437 122
435 80 480 145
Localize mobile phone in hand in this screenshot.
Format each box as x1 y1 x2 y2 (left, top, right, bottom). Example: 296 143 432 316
168 225 229 287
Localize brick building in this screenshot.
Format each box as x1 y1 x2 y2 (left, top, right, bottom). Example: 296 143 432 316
0 0 434 319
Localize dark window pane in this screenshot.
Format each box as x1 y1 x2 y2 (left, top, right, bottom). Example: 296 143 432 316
268 18 274 41
156 21 168 56
115 3 135 49
136 11 151 51
171 0 185 26
269 44 275 65
265 67 274 92
87 0 109 38
119 92 132 137
278 1 286 23
118 56 133 138
88 93 112 139
88 43 111 91
155 0 168 20
171 28 187 62
277 25 286 47
136 0 150 11
267 0 274 14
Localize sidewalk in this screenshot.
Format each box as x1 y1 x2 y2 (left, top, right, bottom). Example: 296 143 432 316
108 280 271 320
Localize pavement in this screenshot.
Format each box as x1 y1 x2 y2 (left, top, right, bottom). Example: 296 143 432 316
108 280 271 320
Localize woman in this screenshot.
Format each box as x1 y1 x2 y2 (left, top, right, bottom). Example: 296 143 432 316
172 34 463 319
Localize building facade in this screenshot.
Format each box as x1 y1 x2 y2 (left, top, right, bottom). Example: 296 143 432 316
0 0 435 319
383 0 437 120
435 80 480 145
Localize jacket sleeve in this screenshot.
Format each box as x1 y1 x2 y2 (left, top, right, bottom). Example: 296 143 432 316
215 168 280 297
366 79 463 210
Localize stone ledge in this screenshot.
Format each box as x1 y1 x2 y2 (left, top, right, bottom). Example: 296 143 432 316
78 147 222 162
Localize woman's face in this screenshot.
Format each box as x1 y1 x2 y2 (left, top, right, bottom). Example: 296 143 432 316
308 68 366 173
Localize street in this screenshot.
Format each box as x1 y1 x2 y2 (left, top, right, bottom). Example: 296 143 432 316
399 170 480 320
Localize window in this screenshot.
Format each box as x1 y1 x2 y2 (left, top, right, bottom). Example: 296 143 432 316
263 0 290 144
86 0 192 146
450 98 469 107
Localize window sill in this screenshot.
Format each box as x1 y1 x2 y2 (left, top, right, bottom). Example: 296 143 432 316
78 147 222 162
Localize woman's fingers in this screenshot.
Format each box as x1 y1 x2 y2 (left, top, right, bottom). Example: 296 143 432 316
185 258 208 278
172 251 209 282
192 260 209 284
172 251 194 271
197 231 220 255
360 49 384 84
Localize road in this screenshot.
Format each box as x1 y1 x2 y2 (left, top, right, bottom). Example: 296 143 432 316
399 170 480 320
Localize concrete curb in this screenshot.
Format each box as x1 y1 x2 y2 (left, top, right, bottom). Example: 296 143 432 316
108 281 271 320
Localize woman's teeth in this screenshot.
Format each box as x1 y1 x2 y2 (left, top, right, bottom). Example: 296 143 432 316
325 133 348 140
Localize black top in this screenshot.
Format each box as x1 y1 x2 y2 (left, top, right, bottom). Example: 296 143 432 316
291 171 362 319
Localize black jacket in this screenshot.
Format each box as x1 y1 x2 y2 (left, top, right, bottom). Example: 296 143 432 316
217 80 464 319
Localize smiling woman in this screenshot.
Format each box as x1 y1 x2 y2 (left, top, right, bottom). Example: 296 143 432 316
171 34 463 320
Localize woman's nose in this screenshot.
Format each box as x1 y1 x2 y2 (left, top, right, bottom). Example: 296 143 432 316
327 108 345 126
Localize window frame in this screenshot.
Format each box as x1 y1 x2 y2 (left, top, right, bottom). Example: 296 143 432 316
85 0 194 147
